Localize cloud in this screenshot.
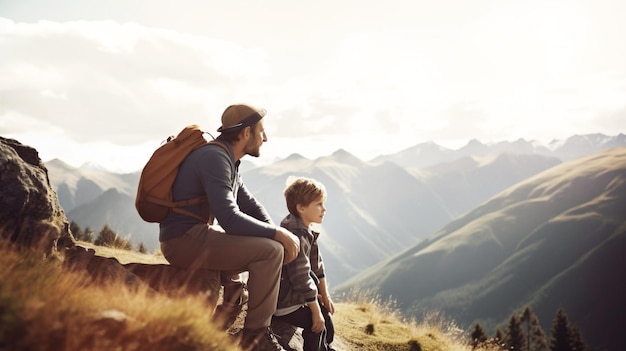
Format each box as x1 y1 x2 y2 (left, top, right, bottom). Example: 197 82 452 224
0 18 270 145
1 0 625 172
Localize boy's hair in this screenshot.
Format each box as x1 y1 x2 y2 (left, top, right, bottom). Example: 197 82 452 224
284 177 327 216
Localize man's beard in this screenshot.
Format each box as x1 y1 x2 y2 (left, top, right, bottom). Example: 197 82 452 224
246 149 260 157
244 139 261 158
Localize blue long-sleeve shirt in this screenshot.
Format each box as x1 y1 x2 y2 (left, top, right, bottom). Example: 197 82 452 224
159 141 276 241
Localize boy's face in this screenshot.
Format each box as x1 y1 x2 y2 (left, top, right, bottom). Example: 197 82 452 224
298 196 326 226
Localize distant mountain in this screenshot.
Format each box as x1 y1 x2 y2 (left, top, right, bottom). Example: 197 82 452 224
244 149 454 283
46 159 138 212
46 159 157 250
243 149 560 283
409 152 561 219
66 188 158 249
373 133 626 168
45 133 623 283
335 147 626 351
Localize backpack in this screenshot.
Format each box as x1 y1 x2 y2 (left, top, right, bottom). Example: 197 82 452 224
135 124 229 223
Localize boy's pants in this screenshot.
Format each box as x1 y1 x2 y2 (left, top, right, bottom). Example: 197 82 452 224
272 304 335 351
161 223 284 329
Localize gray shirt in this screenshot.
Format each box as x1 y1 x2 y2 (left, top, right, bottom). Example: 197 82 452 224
275 213 326 314
159 141 276 241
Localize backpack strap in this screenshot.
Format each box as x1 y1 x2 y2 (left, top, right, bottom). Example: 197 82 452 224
170 140 233 222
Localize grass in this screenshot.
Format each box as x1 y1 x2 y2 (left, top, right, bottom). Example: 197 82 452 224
78 240 168 264
0 240 236 351
333 291 470 351
0 240 486 351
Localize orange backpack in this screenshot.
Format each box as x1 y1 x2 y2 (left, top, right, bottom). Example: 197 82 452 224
135 125 228 223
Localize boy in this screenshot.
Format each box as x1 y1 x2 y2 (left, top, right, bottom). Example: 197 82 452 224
272 177 336 351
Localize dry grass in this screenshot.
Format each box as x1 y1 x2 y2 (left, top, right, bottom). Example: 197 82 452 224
1 240 495 351
332 294 471 351
0 241 237 351
77 240 168 264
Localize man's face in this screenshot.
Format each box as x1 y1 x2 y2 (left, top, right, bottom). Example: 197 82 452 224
243 120 267 158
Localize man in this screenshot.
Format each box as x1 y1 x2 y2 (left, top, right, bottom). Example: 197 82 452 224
159 104 300 351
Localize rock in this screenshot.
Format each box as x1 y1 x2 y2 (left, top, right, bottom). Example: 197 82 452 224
64 245 97 271
124 262 220 305
64 244 221 305
0 137 74 254
1 137 222 310
63 244 144 286
91 309 129 338
86 254 144 287
272 318 304 351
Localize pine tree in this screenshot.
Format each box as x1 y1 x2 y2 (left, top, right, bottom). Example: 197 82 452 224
470 322 488 349
95 224 118 247
569 325 587 351
505 314 525 351
550 307 571 351
121 234 132 250
137 242 147 254
493 328 505 350
521 306 548 351
94 224 133 250
83 226 95 243
493 328 503 342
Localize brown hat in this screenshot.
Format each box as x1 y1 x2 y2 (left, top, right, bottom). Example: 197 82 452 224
217 104 266 133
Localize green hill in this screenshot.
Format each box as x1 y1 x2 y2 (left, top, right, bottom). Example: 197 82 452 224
336 147 626 351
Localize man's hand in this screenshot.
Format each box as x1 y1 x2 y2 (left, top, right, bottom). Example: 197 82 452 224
274 227 300 264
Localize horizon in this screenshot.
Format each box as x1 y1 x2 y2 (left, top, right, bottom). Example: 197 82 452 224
1 0 625 172
40 131 624 173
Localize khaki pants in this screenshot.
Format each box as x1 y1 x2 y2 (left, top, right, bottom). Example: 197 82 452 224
161 223 284 328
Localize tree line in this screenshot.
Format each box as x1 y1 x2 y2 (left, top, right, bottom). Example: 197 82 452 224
470 306 592 351
69 220 148 253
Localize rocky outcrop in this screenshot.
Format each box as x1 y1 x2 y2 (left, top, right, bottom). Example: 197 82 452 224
1 137 221 305
124 262 220 298
0 137 74 254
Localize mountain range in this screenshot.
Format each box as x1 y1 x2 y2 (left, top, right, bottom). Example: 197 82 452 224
336 146 626 351
46 134 625 283
45 133 626 350
373 133 626 168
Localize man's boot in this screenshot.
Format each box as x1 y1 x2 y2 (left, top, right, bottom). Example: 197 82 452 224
213 274 249 330
239 327 285 351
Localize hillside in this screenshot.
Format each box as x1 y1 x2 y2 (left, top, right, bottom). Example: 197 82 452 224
243 149 561 284
48 149 560 282
244 150 453 283
45 133 623 283
409 152 561 219
46 158 138 211
2 134 574 351
0 240 477 351
66 188 159 250
336 147 626 351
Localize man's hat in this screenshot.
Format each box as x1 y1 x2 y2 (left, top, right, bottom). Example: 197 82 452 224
217 104 266 133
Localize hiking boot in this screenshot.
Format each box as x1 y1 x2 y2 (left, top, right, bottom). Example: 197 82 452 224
223 279 249 306
212 302 244 330
239 327 285 351
214 279 249 331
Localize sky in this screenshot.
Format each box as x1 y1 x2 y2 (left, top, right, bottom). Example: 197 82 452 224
1 0 625 172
